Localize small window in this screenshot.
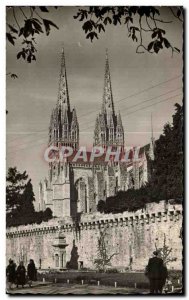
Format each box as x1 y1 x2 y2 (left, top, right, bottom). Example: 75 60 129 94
55 254 59 268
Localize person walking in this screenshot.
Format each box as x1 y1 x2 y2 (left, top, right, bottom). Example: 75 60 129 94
6 259 16 290
27 259 37 287
145 251 165 294
16 261 26 288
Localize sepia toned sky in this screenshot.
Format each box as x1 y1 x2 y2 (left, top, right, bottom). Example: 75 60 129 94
6 6 183 199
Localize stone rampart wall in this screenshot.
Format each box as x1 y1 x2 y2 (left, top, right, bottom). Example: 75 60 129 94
6 200 182 271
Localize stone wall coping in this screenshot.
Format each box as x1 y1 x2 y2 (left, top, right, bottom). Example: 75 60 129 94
6 200 182 237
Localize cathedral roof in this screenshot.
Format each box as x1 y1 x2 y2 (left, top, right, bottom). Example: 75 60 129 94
63 146 150 165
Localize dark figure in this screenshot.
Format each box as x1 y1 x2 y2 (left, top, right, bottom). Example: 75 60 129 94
146 251 164 294
27 259 37 287
16 261 26 288
6 259 16 289
159 264 168 293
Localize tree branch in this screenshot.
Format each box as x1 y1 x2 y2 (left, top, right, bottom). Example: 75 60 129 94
170 7 183 22
150 15 172 24
12 7 20 30
19 7 28 19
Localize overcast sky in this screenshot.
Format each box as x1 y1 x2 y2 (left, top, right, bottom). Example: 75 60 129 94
6 6 183 198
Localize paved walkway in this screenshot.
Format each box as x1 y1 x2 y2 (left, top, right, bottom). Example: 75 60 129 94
7 282 149 295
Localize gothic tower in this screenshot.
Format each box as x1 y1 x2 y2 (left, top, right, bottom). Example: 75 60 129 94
49 48 79 150
42 48 79 218
93 50 124 151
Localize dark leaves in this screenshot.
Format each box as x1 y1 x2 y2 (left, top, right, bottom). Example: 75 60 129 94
8 24 18 34
148 41 154 51
6 33 16 45
43 19 59 36
39 6 49 12
124 16 133 24
82 20 93 33
86 31 98 42
151 31 157 39
98 23 105 33
104 16 112 25
32 19 43 33
113 14 121 25
10 73 18 79
153 40 163 53
163 38 170 48
17 50 26 60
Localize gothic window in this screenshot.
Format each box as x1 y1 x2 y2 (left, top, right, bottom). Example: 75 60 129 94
139 167 143 187
104 182 107 198
55 254 59 268
72 131 75 140
115 176 118 194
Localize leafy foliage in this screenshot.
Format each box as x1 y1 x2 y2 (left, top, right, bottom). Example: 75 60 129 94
94 227 118 272
151 103 183 200
74 6 183 55
6 167 53 227
97 103 183 214
6 6 183 69
6 6 59 65
6 167 28 213
156 234 177 266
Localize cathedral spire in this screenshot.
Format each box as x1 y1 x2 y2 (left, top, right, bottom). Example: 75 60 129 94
149 113 155 160
102 49 115 115
57 47 70 112
48 47 79 149
93 51 124 151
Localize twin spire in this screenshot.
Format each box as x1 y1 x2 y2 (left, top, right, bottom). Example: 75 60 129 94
57 47 70 112
50 47 124 151
102 49 115 115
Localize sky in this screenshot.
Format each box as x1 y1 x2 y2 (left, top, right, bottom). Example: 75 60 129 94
6 6 183 199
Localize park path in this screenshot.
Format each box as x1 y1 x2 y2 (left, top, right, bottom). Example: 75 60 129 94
7 282 148 295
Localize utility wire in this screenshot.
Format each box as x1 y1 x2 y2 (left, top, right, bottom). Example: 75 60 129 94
7 93 182 154
7 74 182 143
80 86 182 129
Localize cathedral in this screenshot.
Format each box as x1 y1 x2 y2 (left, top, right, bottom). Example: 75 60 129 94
38 48 154 218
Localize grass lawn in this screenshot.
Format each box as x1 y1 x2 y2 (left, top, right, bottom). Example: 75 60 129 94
37 270 182 290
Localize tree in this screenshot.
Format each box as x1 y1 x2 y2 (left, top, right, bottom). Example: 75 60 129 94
97 103 183 214
155 234 177 266
6 167 28 214
97 200 106 213
6 6 59 78
19 179 35 225
6 5 183 71
6 167 53 227
43 207 53 221
152 103 183 200
94 227 118 272
74 6 183 54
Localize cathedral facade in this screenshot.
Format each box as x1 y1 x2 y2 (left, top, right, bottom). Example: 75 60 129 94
38 49 154 218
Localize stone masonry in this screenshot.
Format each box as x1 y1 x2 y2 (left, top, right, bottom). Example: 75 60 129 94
6 200 182 271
